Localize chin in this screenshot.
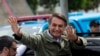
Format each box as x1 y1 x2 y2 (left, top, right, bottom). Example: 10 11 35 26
53 34 61 37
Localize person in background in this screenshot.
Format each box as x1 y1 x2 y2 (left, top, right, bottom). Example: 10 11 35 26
8 13 87 56
16 44 34 56
89 20 100 37
0 35 17 56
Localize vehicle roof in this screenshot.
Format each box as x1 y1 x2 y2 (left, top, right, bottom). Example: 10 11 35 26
69 12 100 20
0 20 48 36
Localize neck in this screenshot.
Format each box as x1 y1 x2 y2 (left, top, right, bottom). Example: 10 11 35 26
48 30 60 39
53 36 61 40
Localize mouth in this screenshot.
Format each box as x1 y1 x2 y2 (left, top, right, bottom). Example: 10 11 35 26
53 31 61 35
54 31 60 34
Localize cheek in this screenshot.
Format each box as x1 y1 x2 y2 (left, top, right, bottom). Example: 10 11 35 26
9 50 14 56
7 51 11 56
91 28 95 30
49 25 54 30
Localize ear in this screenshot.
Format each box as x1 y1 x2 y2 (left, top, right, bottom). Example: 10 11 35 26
3 47 9 54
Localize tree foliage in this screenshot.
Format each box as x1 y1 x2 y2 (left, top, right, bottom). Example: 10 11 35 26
26 0 38 14
38 0 59 8
26 0 100 13
68 0 100 11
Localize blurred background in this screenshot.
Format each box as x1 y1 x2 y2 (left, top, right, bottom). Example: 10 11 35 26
0 0 100 26
0 1 100 56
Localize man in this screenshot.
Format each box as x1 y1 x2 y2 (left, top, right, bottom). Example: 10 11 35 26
8 13 87 56
89 20 100 37
0 35 17 56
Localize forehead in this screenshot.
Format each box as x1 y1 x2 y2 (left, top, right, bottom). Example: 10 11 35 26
51 17 65 24
91 25 99 27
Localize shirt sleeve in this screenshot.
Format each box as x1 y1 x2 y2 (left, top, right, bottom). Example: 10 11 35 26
13 32 42 50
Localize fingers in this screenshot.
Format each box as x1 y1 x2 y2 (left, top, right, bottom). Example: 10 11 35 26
8 16 17 25
66 25 74 34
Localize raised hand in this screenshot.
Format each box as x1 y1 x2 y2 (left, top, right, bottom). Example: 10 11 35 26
63 25 78 42
66 26 77 40
8 16 20 35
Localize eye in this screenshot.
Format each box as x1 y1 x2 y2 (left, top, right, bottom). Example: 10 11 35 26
52 24 57 27
59 25 63 28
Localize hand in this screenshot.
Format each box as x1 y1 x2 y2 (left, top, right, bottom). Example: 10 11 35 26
8 16 20 35
64 25 78 41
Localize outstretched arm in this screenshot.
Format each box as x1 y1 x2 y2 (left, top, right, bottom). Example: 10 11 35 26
8 16 22 37
8 16 39 48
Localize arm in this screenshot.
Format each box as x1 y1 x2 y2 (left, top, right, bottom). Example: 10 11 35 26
8 16 22 38
62 25 87 46
69 36 87 49
8 16 40 49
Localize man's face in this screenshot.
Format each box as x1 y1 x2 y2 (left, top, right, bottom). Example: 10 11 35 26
91 26 100 32
8 42 17 56
49 17 66 38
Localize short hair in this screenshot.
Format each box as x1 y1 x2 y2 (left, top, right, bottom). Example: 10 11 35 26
90 20 100 27
0 35 16 52
48 13 67 26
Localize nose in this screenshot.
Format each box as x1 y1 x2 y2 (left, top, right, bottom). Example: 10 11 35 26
55 26 59 30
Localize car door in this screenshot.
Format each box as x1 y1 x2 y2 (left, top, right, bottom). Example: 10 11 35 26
72 37 100 56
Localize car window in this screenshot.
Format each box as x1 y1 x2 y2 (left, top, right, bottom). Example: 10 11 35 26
87 41 99 46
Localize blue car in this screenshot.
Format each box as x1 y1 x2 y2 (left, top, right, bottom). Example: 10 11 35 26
69 12 100 37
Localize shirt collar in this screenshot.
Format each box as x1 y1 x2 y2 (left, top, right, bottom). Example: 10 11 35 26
47 30 61 42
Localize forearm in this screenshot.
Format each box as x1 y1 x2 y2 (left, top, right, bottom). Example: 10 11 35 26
13 34 22 40
69 36 87 49
74 38 83 46
13 32 39 49
74 37 83 45
15 28 22 38
77 37 87 46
